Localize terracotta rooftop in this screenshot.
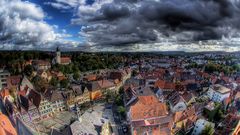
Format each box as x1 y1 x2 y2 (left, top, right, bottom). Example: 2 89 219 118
154 79 175 90
97 79 115 89
86 81 101 91
130 95 168 120
0 88 10 99
84 74 97 81
61 57 71 64
33 60 51 66
0 113 17 135
167 91 184 106
174 106 196 122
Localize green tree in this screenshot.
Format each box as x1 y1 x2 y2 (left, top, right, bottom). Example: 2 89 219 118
73 72 80 80
105 91 112 103
201 124 214 135
50 77 59 87
60 79 69 88
118 87 124 95
214 108 224 121
117 106 126 118
233 64 240 72
115 95 124 106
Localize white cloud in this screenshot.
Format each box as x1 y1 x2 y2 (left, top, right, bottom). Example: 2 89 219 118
44 2 72 10
0 0 73 50
44 0 86 10
77 0 113 15
8 1 45 20
45 0 113 14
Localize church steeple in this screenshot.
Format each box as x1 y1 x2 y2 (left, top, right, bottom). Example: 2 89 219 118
56 46 60 52
56 46 61 64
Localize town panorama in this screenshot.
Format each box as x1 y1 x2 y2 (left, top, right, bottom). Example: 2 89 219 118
1 0 240 135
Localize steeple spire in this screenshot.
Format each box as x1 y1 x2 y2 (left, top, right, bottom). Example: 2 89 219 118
56 46 60 52
56 46 61 64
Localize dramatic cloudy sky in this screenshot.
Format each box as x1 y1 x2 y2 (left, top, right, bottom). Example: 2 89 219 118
1 0 240 51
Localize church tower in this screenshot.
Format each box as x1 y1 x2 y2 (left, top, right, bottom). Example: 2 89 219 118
56 46 61 64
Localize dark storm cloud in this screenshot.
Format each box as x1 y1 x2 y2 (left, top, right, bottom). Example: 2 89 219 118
88 4 130 22
102 4 130 20
76 0 240 46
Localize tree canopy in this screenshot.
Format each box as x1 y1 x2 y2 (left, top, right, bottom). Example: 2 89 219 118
201 124 214 135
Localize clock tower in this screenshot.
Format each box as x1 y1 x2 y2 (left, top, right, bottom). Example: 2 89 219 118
56 47 61 64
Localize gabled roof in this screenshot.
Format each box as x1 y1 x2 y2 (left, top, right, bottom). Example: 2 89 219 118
28 89 41 108
217 114 240 135
130 95 168 120
0 88 10 99
44 88 65 102
83 74 97 82
61 57 71 64
181 92 194 103
19 76 34 91
154 79 175 90
71 85 85 96
167 91 185 106
0 113 17 135
109 71 123 81
86 81 101 91
32 60 51 66
174 106 196 122
50 90 64 102
97 79 115 89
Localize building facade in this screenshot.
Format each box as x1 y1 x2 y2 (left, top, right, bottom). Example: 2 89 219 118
0 69 10 89
207 84 231 102
192 119 214 135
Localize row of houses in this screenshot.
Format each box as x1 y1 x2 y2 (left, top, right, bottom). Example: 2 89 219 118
0 67 131 131
123 56 240 135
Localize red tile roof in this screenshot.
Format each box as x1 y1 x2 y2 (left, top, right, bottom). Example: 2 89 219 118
61 57 71 64
174 106 196 122
154 80 175 90
130 95 168 120
0 113 17 135
33 60 51 66
84 74 97 81
0 88 10 99
97 79 115 89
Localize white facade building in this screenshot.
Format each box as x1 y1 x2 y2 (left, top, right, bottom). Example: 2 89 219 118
207 84 231 102
192 119 214 135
